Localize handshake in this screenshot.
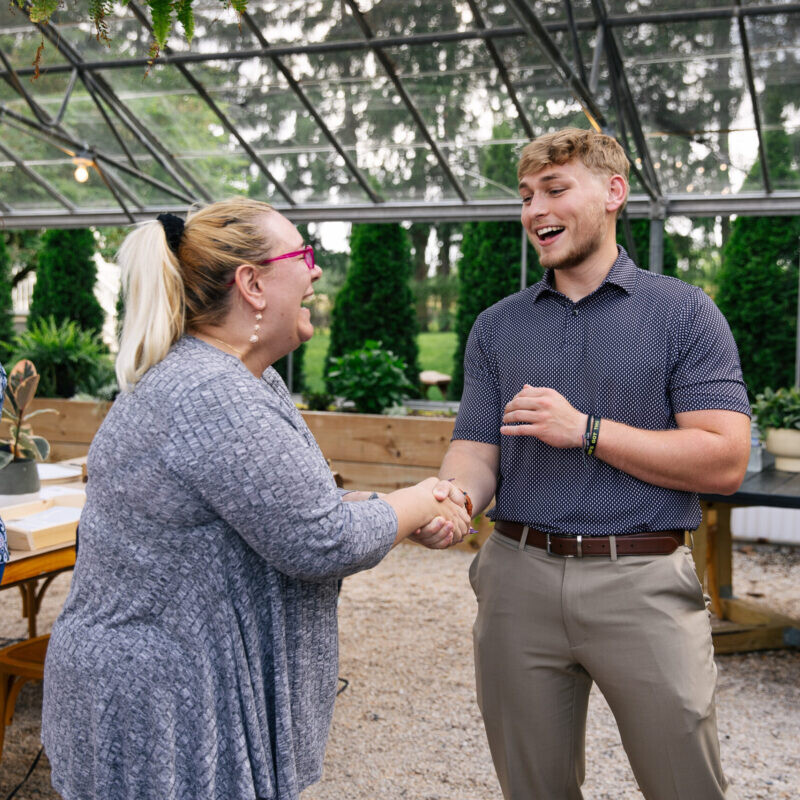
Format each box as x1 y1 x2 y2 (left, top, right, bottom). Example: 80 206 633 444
410 477 477 549
345 476 477 548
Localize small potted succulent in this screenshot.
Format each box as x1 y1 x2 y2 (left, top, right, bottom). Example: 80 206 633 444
752 386 800 472
0 360 54 494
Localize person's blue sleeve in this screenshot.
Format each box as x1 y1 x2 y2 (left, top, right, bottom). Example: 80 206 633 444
669 288 751 416
0 364 8 571
452 313 503 445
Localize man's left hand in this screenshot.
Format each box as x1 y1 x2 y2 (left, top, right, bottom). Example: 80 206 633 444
501 385 586 449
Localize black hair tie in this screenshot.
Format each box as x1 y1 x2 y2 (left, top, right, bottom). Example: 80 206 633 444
157 213 185 255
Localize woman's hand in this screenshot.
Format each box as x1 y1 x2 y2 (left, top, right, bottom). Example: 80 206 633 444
409 477 472 549
383 477 471 549
411 478 472 549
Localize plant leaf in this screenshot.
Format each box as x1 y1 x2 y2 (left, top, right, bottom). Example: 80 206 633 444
21 408 57 422
175 0 195 44
31 436 50 462
149 0 174 48
14 373 40 415
0 451 13 469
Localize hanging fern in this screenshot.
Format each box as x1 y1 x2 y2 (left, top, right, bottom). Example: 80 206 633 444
15 1 246 71
88 0 116 44
148 0 174 50
175 0 195 44
22 0 61 24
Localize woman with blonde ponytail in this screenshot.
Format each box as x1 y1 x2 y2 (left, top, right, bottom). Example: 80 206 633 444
42 199 471 800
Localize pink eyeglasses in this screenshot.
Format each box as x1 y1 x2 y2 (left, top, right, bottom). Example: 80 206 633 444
260 245 315 271
226 245 315 286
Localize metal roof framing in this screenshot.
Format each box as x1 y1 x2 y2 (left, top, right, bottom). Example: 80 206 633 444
342 0 469 203
463 0 537 140
126 0 296 206
505 0 660 201
734 0 772 194
15 3 210 203
237 9 383 204
3 4 799 77
0 1 798 228
2 192 799 231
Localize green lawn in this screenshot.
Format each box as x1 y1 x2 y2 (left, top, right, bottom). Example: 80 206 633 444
302 330 457 400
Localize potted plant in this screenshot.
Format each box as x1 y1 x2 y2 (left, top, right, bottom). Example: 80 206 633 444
0 360 54 494
752 386 800 472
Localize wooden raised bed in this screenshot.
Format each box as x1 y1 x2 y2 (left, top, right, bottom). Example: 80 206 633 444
1 401 491 550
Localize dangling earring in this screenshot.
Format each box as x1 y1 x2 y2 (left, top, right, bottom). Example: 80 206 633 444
250 311 263 344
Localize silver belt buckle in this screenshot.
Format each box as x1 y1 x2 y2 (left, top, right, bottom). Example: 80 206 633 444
546 533 580 558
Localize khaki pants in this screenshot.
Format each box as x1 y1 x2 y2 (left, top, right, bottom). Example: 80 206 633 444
470 532 739 800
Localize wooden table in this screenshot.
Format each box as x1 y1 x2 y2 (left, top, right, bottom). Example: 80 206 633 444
698 469 800 654
1 543 76 638
0 466 84 639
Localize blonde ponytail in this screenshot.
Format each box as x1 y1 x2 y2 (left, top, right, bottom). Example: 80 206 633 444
115 221 186 392
114 197 276 392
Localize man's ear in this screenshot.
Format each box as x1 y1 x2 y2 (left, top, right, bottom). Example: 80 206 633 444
606 174 628 213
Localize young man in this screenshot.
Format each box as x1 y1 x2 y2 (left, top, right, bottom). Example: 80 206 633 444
432 128 750 799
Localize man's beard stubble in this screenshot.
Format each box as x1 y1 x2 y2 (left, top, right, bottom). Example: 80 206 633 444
535 207 607 271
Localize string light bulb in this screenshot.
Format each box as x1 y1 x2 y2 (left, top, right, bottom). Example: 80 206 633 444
72 151 93 183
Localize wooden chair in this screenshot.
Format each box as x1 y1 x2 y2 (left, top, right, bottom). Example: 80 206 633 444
0 635 49 761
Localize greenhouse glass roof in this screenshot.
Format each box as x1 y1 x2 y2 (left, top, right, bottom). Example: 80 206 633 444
0 0 799 228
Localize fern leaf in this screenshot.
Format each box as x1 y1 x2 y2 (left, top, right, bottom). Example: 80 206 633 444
175 0 195 45
227 0 248 16
27 0 61 24
148 0 174 48
88 0 115 44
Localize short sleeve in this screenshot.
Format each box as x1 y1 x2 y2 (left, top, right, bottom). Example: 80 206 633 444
669 289 751 416
166 374 397 582
452 314 503 444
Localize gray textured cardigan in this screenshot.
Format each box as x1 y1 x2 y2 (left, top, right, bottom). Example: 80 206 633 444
42 336 398 800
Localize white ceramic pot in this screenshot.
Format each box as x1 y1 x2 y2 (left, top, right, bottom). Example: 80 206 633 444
764 428 800 472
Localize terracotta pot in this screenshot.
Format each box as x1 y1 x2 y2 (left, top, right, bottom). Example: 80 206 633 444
764 428 800 472
0 459 41 494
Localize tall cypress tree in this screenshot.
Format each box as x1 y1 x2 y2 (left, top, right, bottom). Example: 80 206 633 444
29 228 105 335
616 218 679 277
450 129 542 399
716 97 800 399
0 235 15 354
326 222 419 387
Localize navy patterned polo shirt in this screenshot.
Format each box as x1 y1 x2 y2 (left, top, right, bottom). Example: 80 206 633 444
452 247 751 535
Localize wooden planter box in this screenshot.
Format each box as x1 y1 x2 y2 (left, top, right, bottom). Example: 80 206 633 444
1 402 491 550
0 398 112 463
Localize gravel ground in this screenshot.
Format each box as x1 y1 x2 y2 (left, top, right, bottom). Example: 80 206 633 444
1 542 798 800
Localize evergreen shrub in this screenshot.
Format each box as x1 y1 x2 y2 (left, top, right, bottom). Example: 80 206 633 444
716 102 800 399
450 126 542 399
0 236 15 354
29 228 105 335
616 219 679 277
326 223 419 388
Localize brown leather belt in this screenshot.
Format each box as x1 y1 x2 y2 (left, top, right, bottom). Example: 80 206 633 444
493 520 685 558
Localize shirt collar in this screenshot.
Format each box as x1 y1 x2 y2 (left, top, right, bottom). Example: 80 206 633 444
529 245 638 302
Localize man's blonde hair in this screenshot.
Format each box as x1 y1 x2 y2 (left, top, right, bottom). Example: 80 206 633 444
517 127 630 183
